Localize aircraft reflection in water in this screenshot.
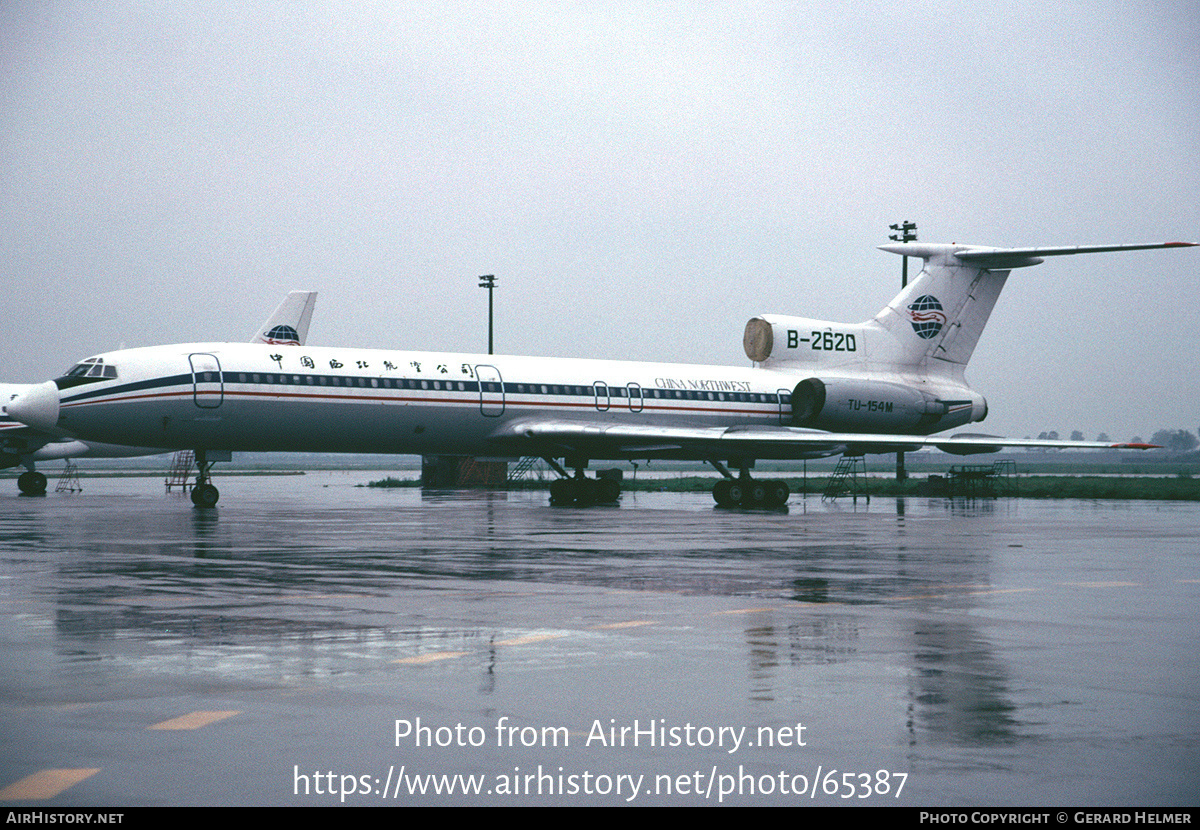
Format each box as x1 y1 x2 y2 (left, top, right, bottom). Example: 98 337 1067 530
0 291 316 495
6 241 1194 508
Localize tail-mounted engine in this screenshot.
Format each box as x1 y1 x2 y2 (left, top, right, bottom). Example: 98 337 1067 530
790 377 985 433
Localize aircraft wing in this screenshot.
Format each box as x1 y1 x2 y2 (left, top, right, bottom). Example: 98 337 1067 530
487 419 1155 460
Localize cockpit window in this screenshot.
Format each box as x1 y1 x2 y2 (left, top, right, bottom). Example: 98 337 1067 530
55 357 118 389
64 357 116 378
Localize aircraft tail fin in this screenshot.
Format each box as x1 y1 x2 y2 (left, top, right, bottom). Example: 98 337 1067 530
250 291 318 346
873 242 1194 372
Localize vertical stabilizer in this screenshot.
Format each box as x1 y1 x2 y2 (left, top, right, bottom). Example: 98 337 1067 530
874 241 1196 374
873 244 1011 372
251 291 318 345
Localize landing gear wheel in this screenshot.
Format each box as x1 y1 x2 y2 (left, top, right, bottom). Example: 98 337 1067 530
713 479 738 508
744 480 770 507
549 478 574 506
596 478 621 504
725 481 746 506
741 479 790 508
191 483 220 508
572 478 598 506
765 479 790 508
17 471 47 496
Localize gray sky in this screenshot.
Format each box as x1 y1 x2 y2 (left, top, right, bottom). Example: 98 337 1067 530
2 0 1197 442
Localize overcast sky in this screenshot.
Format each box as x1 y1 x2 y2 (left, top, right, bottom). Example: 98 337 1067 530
2 0 1197 441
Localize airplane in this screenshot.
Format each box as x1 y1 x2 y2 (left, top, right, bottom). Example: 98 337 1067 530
1 290 317 495
5 241 1194 509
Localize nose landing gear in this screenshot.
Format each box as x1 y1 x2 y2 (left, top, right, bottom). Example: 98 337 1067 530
189 450 222 508
190 482 219 508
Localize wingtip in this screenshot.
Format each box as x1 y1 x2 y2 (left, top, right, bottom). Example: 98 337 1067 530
1111 442 1161 450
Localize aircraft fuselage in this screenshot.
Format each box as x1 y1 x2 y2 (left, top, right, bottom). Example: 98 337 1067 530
47 342 979 460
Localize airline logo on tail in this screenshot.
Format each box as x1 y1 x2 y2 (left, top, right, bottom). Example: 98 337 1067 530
906 295 946 339
261 324 301 345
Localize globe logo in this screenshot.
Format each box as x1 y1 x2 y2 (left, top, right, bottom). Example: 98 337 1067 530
906 295 946 340
263 324 300 345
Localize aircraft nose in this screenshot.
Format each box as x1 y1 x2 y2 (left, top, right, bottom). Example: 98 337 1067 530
7 381 61 432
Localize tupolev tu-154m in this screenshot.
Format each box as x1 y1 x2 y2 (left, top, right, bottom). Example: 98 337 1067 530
6 240 1194 508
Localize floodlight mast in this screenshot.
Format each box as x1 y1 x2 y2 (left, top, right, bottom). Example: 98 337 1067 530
888 222 918 481
889 221 918 287
478 274 497 355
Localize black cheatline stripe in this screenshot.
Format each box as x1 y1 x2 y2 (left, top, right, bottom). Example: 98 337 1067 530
60 371 788 408
61 373 192 404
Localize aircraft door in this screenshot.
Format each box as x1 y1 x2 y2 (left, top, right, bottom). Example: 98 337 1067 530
190 353 224 409
476 365 505 416
627 382 643 412
777 388 791 425
593 382 610 411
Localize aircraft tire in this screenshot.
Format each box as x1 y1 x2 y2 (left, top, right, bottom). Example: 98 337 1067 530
596 478 620 504
713 479 737 508
549 478 574 506
17 471 47 496
765 479 790 508
743 481 770 508
725 481 746 506
573 478 598 506
191 483 220 508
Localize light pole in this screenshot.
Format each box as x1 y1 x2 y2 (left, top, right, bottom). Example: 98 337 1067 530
889 221 917 287
888 222 917 482
478 274 496 355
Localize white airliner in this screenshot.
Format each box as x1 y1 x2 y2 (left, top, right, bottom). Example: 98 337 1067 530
1 291 317 495
6 241 1194 508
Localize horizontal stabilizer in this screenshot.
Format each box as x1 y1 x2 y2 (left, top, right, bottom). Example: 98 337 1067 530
880 241 1196 270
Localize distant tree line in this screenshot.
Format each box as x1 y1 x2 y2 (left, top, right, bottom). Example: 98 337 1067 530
1149 429 1199 453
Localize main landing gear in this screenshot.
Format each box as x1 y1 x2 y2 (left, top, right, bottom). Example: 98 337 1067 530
542 456 790 509
709 460 790 509
190 449 220 508
549 475 621 506
17 470 48 496
711 477 790 509
547 457 621 507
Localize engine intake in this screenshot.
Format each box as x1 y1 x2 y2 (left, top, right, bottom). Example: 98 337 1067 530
743 317 774 362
